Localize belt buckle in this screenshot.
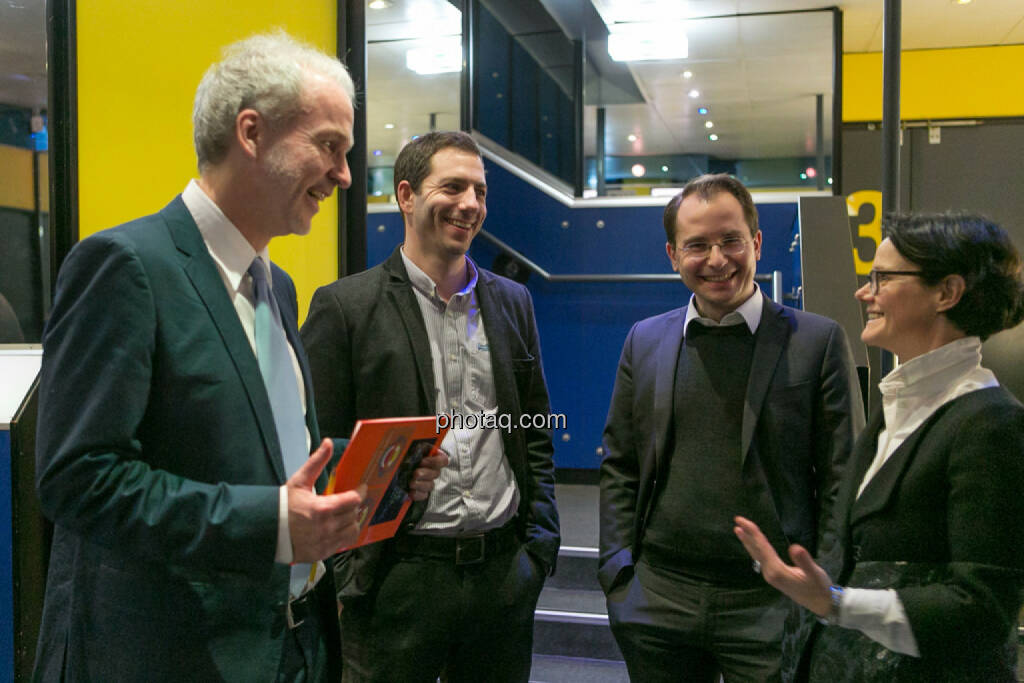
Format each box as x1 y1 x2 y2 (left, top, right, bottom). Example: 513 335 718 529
455 534 486 565
286 595 306 630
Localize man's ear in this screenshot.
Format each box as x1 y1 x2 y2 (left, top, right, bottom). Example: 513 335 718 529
665 242 680 273
396 180 415 214
235 109 263 159
936 273 966 313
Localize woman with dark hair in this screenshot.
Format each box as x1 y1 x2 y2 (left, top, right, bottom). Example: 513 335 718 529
734 213 1024 681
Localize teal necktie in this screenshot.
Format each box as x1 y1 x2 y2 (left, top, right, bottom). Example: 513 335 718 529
248 258 311 598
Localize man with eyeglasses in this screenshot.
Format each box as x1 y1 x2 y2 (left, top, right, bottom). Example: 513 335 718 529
599 173 864 682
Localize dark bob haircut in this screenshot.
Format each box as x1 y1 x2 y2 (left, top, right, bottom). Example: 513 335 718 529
392 130 482 198
884 212 1024 339
663 173 759 244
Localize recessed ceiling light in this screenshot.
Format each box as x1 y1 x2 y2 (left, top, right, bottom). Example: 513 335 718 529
705 121 713 129
631 164 646 177
368 0 392 9
384 123 395 129
697 107 708 115
682 70 693 79
688 89 699 98
953 0 972 5
661 165 669 172
627 133 638 142
708 133 718 141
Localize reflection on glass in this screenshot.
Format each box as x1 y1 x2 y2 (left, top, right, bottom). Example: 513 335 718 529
366 0 462 200
584 8 835 195
0 0 49 343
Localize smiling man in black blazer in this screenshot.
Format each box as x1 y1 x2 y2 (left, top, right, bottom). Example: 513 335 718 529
301 131 559 683
599 174 865 682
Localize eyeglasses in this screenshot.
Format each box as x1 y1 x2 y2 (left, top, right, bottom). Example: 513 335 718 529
677 236 748 259
867 269 924 295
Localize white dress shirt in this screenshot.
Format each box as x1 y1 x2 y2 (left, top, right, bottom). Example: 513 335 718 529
401 248 519 534
840 336 998 656
181 180 313 574
683 285 763 336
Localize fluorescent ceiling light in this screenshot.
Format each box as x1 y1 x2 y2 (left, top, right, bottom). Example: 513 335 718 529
406 36 462 75
607 21 687 62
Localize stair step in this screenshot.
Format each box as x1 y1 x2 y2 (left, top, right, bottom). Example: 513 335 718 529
537 586 606 617
533 616 622 660
549 546 600 591
530 654 628 683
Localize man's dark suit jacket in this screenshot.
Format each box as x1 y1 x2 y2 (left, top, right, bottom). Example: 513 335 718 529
599 294 865 594
34 197 340 682
804 385 1024 681
300 246 560 597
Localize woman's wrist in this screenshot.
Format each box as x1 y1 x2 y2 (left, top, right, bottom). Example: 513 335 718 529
817 584 844 625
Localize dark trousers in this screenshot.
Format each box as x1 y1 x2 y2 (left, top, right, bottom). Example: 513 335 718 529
340 539 546 683
277 580 342 683
607 559 788 683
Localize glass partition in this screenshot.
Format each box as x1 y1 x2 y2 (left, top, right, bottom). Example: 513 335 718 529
584 6 837 195
0 0 49 343
365 0 463 200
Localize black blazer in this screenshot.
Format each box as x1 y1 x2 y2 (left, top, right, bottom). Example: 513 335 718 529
301 246 560 598
599 295 865 593
808 385 1024 681
34 197 339 681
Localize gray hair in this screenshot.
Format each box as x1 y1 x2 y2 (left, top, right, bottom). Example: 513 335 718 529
192 30 355 171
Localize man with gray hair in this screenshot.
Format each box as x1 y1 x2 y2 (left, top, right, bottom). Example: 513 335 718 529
33 31 443 681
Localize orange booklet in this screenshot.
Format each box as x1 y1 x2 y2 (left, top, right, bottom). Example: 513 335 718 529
324 416 448 550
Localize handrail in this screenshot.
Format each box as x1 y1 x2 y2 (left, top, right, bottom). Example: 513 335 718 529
478 229 785 304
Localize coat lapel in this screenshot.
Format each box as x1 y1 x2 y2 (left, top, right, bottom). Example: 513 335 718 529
382 249 437 413
162 197 286 482
741 295 788 466
849 401 953 525
653 308 685 474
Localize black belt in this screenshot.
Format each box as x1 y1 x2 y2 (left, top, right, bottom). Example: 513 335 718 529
393 522 519 565
286 585 320 630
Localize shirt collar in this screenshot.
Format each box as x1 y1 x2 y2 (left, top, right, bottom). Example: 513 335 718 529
182 179 268 291
683 286 762 336
400 247 479 301
879 336 989 398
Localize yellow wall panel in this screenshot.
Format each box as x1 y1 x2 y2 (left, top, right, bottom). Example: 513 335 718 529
77 0 340 322
0 145 36 211
844 45 1024 122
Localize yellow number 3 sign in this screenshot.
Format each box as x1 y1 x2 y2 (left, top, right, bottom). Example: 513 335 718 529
846 190 883 276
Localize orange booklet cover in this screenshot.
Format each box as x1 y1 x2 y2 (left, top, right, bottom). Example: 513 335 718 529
324 416 448 550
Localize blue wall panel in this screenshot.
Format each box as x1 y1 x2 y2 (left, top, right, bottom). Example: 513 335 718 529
361 160 802 469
